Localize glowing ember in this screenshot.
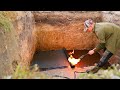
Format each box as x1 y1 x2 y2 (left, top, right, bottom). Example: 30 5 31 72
68 55 81 66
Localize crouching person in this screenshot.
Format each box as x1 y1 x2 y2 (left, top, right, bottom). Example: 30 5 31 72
83 19 120 73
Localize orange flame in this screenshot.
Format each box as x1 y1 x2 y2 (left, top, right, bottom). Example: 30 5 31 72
68 50 80 66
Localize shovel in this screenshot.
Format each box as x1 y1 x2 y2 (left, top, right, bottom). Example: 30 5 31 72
78 53 88 60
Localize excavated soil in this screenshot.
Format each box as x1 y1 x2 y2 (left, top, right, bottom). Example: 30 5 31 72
34 11 102 51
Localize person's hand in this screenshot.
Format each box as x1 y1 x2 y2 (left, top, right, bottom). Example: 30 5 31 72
88 49 95 55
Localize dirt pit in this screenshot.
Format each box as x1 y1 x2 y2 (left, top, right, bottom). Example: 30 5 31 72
30 49 104 79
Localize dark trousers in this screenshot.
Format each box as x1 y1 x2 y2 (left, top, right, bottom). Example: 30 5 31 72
97 49 113 67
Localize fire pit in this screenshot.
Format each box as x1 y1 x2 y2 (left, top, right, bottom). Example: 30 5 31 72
65 49 101 68
31 48 101 71
30 49 102 79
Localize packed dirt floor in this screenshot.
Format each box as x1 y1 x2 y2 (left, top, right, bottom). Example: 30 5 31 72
31 49 101 79
41 65 94 79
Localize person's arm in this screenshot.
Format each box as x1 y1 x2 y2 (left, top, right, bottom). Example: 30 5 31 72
93 43 105 52
94 26 106 52
88 43 105 55
88 26 106 55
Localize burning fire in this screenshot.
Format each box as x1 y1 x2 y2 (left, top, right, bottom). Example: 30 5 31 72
68 55 80 66
68 50 80 66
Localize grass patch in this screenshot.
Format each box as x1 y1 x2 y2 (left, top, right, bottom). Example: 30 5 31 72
3 64 51 79
77 64 120 79
0 11 14 32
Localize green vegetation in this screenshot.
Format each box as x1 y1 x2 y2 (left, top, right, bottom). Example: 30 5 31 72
3 63 120 79
77 64 120 79
3 64 51 79
0 12 13 32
